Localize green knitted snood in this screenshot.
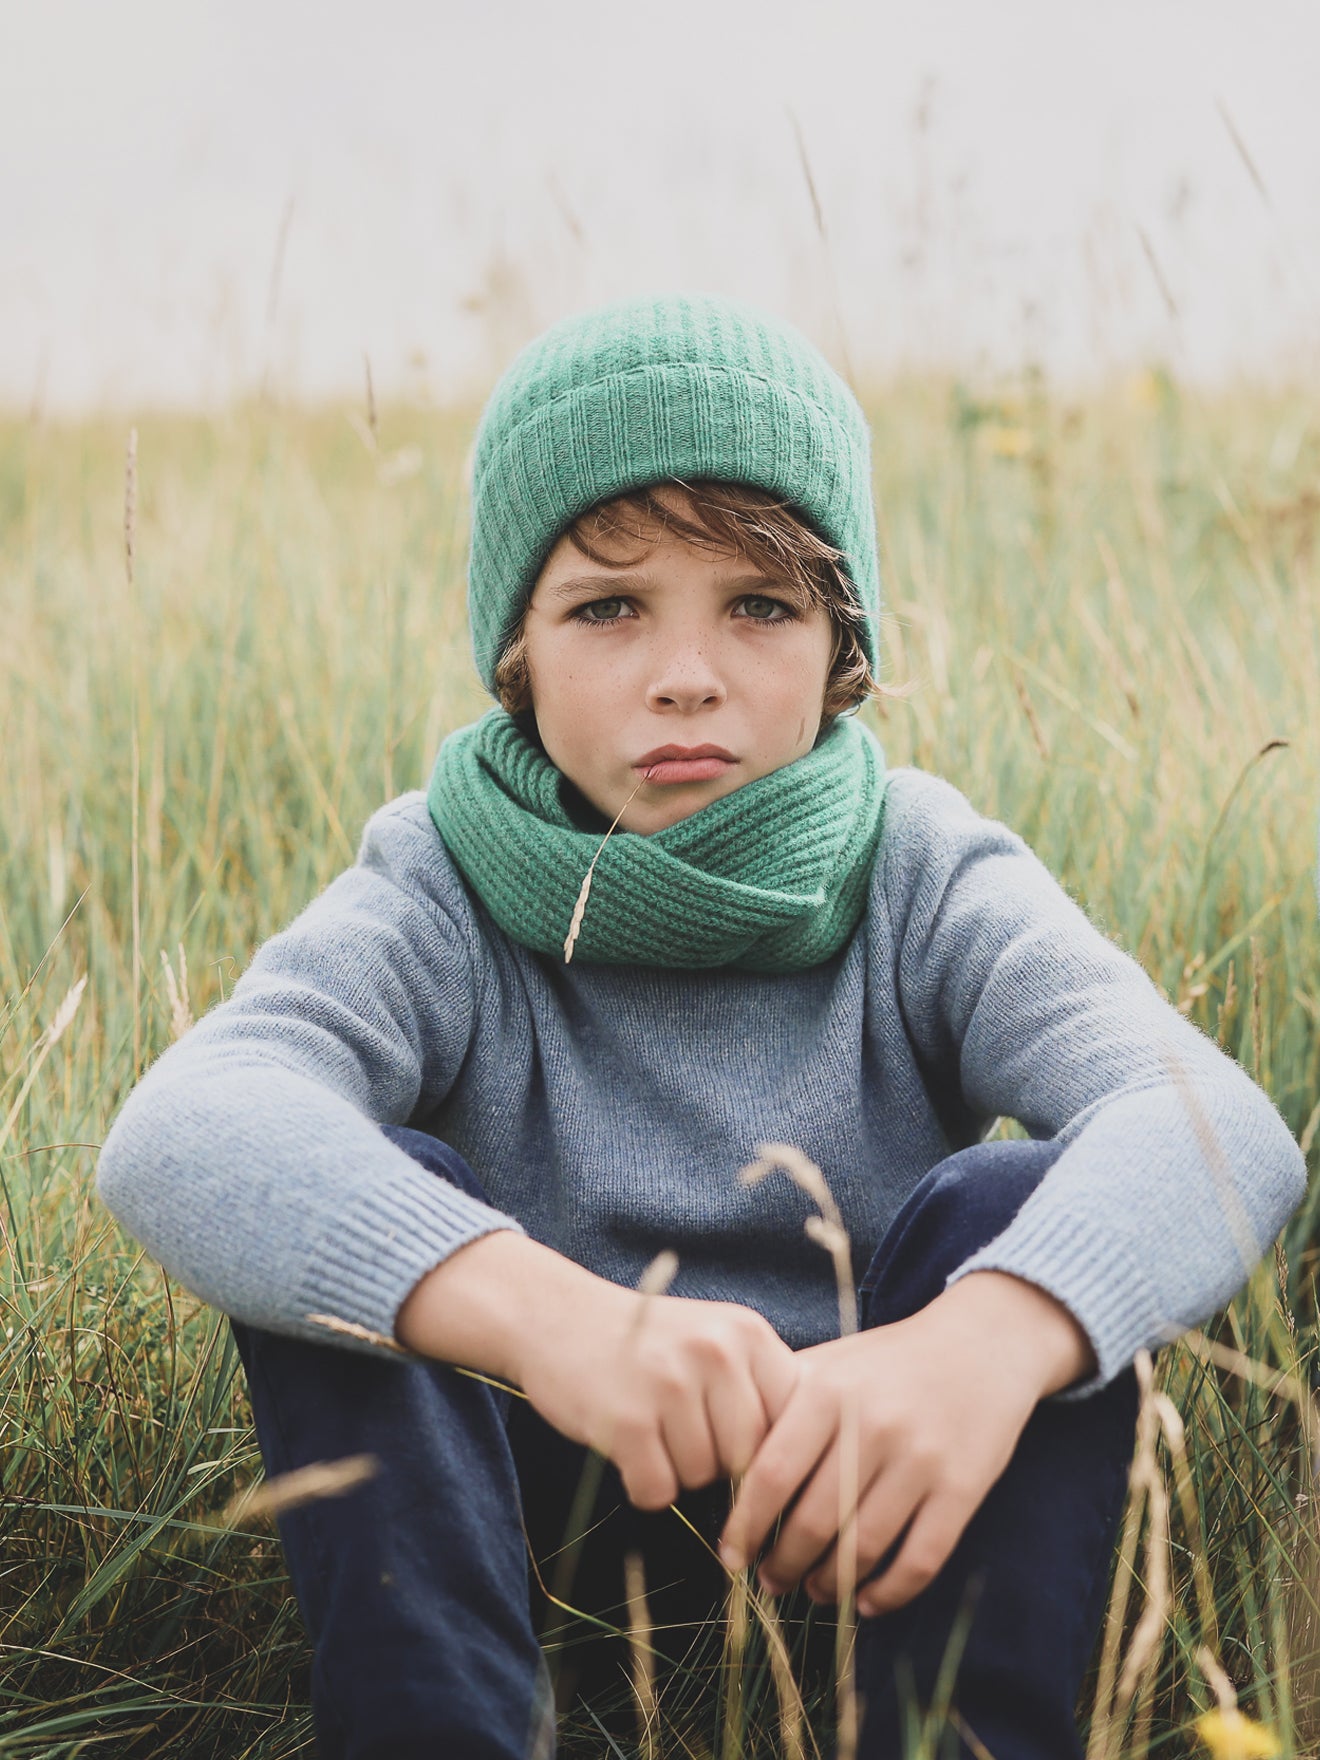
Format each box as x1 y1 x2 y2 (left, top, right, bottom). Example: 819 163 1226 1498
427 709 887 972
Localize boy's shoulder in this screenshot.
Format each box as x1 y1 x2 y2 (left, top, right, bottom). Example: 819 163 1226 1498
873 764 1054 937
879 764 1031 867
882 763 977 820
356 790 476 920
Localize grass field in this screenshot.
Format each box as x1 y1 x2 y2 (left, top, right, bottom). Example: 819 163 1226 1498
2 371 1319 1756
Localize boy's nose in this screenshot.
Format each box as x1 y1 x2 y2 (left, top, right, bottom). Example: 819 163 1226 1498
645 642 727 713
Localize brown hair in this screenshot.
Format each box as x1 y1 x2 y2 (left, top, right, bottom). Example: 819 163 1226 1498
493 478 879 721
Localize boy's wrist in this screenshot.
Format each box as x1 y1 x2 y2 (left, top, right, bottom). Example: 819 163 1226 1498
939 1269 1097 1398
394 1230 614 1382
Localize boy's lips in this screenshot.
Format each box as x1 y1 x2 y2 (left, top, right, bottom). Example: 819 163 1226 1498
635 744 738 786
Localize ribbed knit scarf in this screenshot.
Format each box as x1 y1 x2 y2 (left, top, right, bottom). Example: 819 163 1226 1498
426 710 886 972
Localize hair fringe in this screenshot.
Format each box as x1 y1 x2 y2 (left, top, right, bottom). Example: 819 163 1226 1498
494 479 880 721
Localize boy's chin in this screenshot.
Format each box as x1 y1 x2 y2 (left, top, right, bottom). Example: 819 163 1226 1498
620 778 743 836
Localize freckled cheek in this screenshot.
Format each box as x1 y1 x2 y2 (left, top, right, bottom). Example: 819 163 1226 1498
538 652 633 768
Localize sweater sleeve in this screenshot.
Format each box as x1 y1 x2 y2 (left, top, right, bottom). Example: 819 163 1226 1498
95 794 524 1360
879 768 1307 1396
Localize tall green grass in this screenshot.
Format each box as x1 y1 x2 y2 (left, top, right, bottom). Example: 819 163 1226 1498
1 372 1318 1756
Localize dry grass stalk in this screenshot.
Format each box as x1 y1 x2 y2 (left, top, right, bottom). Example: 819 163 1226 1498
1198 1644 1240 1712
1216 98 1273 209
1180 1329 1320 1468
1088 1349 1160 1760
364 353 378 446
1151 1388 1219 1650
637 1250 679 1300
305 1312 409 1354
1280 1342 1320 1743
124 427 137 589
721 1547 750 1760
125 426 143 1081
950 1710 998 1760
786 107 858 394
1217 959 1240 1046
1250 936 1266 1081
662 1496 818 1760
751 1585 812 1760
1191 740 1291 942
625 1251 680 1353
159 945 194 1042
740 1142 859 1755
624 1549 662 1760
44 973 88 1049
1074 596 1140 720
223 1452 379 1524
1013 669 1051 760
563 772 651 963
833 1617 859 1760
275 692 355 864
1183 1314 1320 1744
1274 1239 1295 1337
830 1374 862 1760
1299 1093 1320 1159
0 976 88 1161
741 1143 855 1339
1115 1352 1172 1751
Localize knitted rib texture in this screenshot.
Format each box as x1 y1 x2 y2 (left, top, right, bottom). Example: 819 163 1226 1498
465 292 881 693
428 709 887 970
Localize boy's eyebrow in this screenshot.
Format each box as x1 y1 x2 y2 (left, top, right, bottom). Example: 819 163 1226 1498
546 570 779 600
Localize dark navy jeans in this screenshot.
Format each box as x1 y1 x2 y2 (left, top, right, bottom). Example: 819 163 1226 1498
229 1132 1139 1759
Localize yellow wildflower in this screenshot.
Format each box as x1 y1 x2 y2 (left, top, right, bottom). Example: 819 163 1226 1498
1194 1707 1280 1759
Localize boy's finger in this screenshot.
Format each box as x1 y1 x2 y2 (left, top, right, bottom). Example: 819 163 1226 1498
718 1397 832 1573
854 1492 967 1616
618 1427 682 1511
706 1377 772 1480
660 1402 721 1491
755 1441 854 1592
803 1460 924 1604
751 1333 800 1423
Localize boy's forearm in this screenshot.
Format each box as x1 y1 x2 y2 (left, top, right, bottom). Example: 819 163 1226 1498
394 1230 616 1382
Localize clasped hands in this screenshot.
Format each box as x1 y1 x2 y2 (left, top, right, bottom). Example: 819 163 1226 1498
395 1231 1096 1617
515 1267 1095 1618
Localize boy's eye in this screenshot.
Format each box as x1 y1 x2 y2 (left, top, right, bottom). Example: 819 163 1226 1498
736 594 795 622
573 597 634 623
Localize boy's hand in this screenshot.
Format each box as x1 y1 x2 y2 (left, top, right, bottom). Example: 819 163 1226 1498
515 1279 800 1509
718 1270 1095 1616
396 1231 799 1508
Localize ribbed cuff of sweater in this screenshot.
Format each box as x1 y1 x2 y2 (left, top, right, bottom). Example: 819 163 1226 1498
945 1205 1171 1402
288 1153 525 1360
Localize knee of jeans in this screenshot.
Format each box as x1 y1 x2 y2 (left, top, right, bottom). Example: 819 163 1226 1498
861 1135 1066 1323
379 1124 492 1204
918 1134 1064 1237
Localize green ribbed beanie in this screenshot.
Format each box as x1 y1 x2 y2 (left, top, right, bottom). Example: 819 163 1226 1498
466 291 881 695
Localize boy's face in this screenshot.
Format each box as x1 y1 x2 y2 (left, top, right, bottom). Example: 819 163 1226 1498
521 487 836 835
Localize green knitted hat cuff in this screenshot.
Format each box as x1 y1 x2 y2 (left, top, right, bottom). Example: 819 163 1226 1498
468 359 880 693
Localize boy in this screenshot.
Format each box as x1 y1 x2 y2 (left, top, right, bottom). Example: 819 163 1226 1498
97 293 1306 1759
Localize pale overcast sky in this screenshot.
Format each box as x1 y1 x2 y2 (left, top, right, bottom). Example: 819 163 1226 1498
2 0 1317 410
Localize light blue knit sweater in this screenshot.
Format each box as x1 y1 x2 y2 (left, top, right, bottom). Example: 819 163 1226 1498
95 768 1306 1395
